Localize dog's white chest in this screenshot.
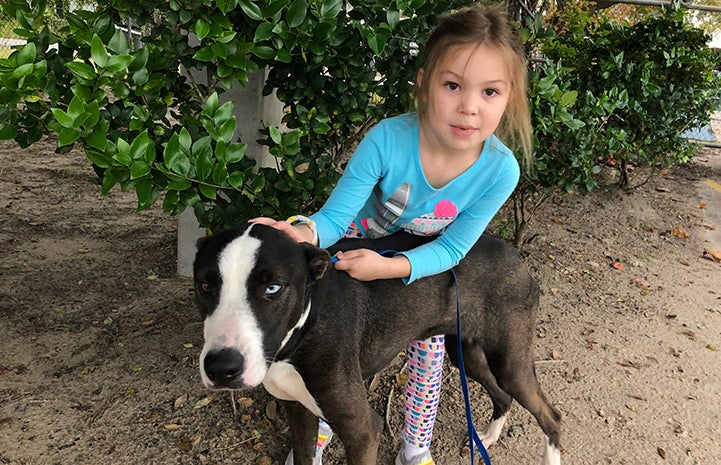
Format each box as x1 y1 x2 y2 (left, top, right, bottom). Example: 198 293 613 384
262 361 324 418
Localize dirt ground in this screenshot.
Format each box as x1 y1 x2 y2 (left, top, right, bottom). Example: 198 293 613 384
1 135 720 465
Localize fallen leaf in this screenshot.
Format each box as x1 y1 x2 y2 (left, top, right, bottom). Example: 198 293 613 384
658 447 667 459
142 317 156 326
193 395 213 409
164 423 183 430
183 343 194 349
618 360 641 369
671 227 689 239
395 373 407 387
698 203 707 209
656 186 670 192
612 261 625 270
174 394 188 409
177 436 193 452
702 249 721 263
236 397 254 408
551 349 563 360
703 225 716 231
266 400 277 420
707 344 718 352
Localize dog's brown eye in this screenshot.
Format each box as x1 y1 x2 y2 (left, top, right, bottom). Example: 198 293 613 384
200 282 211 293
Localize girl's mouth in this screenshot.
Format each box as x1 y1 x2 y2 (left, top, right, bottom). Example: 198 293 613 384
451 124 477 138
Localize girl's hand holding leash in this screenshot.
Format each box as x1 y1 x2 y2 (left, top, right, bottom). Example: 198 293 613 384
332 248 410 281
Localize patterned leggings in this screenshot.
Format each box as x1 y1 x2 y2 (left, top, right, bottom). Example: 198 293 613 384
402 335 445 448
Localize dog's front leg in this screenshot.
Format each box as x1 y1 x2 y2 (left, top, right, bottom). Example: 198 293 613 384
283 400 319 465
323 392 383 465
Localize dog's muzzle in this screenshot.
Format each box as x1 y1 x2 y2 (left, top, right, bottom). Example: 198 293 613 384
202 348 247 389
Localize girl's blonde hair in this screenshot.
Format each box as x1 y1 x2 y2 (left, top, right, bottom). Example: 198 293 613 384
414 4 533 170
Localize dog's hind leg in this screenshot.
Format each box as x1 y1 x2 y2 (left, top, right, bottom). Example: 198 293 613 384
283 400 321 465
445 335 513 447
488 355 562 465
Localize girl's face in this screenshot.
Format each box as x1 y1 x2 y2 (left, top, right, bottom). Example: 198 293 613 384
418 43 511 157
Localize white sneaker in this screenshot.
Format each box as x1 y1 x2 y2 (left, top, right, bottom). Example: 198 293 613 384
394 448 435 465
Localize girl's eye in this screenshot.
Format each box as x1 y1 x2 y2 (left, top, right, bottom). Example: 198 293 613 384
444 81 460 91
484 88 499 96
266 283 282 295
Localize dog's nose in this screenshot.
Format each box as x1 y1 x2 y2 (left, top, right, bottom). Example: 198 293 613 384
204 348 245 387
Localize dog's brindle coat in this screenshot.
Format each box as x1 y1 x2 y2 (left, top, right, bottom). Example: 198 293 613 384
193 223 562 465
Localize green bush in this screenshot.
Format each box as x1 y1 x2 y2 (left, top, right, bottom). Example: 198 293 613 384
0 0 477 232
538 8 719 186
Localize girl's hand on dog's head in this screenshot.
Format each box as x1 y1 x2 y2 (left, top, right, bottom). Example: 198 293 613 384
248 217 314 244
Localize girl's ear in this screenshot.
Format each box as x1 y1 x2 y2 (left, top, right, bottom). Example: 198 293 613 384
416 68 424 88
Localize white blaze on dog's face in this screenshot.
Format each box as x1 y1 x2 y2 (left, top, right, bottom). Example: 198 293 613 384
198 228 268 388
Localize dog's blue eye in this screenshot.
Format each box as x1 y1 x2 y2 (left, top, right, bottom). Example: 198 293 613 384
266 284 282 294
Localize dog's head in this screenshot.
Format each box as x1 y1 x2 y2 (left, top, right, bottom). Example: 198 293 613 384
193 222 330 390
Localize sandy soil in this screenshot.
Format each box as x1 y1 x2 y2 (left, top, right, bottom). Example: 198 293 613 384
1 137 720 465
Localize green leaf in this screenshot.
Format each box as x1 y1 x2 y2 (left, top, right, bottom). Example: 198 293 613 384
105 55 134 73
238 0 264 21
179 128 192 154
67 95 85 122
199 183 217 199
213 101 234 125
252 45 276 60
130 131 154 162
86 150 113 168
193 136 213 180
269 126 282 144
275 48 292 63
367 30 389 55
254 22 275 42
193 46 215 61
0 123 18 140
286 0 307 28
320 0 342 19
108 29 130 55
86 129 108 151
135 179 157 210
226 142 247 163
66 61 97 81
195 19 210 40
130 160 151 180
50 108 74 128
164 134 191 175
91 34 108 68
57 127 80 147
115 138 133 166
218 117 236 143
16 42 36 66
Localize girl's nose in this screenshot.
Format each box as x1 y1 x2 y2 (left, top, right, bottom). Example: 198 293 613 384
459 92 479 115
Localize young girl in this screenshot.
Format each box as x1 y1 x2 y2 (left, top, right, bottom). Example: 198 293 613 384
254 4 532 465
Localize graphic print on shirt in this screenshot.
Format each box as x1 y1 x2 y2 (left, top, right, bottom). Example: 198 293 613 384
365 183 411 238
356 183 459 238
401 199 459 235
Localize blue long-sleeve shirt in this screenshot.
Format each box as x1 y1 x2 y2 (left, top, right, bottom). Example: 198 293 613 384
311 113 520 283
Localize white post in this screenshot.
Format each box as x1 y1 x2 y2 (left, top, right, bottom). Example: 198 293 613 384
176 69 283 276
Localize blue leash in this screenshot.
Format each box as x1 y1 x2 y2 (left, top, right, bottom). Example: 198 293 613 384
334 249 492 465
450 269 492 465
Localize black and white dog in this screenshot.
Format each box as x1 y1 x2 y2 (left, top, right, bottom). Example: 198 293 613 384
193 222 561 465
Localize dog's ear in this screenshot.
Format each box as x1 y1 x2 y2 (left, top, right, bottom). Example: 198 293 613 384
301 243 331 282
